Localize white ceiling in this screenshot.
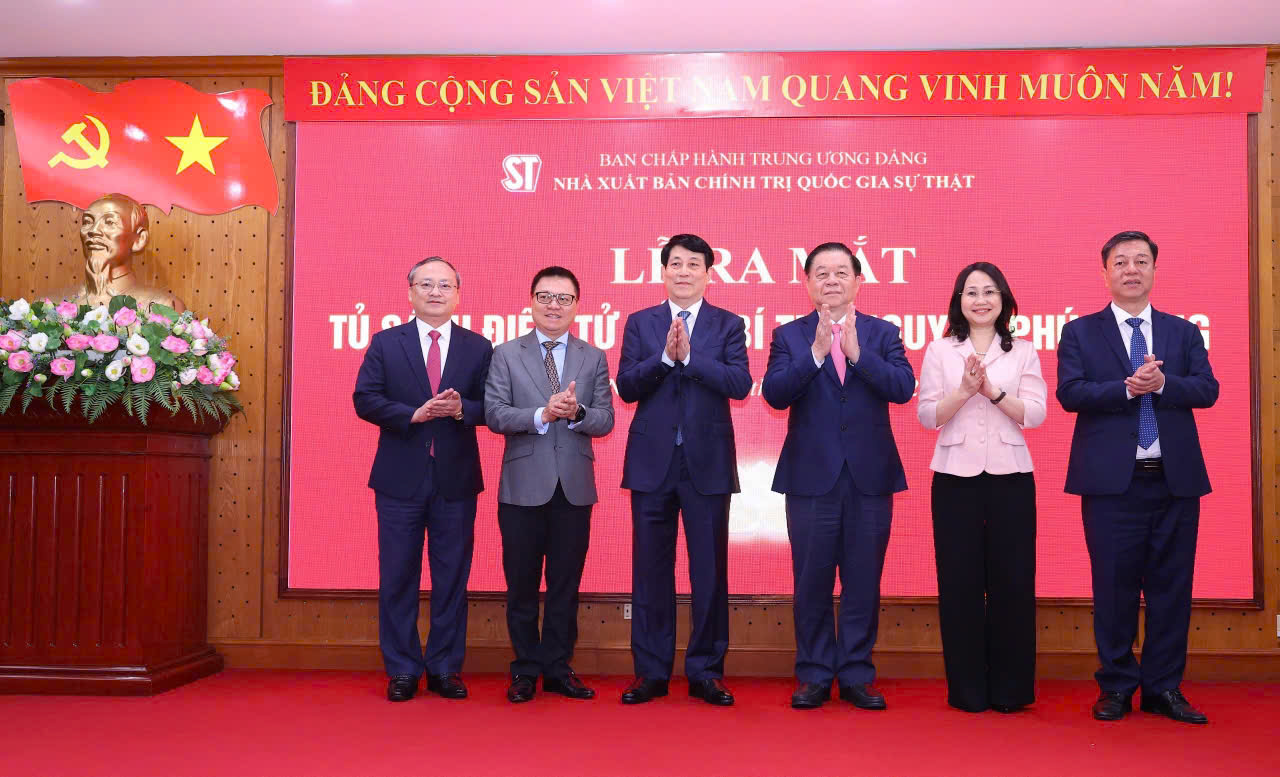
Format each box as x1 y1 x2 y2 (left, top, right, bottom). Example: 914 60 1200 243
2 0 1278 58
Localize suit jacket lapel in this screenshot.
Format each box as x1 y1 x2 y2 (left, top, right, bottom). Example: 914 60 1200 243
518 332 555 399
799 311 841 386
398 323 432 397
689 302 713 352
561 334 585 387
650 302 671 351
1150 307 1170 360
1096 305 1132 373
437 327 462 392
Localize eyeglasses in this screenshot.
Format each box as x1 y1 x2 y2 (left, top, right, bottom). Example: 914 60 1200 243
961 289 1002 300
412 281 455 293
534 292 577 306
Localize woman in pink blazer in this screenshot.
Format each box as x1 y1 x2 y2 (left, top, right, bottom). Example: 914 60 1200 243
917 262 1047 713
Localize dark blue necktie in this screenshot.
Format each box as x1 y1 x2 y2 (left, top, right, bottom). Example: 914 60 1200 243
1126 318 1158 449
675 310 691 445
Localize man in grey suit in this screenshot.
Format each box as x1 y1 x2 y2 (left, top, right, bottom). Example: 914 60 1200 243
485 266 615 704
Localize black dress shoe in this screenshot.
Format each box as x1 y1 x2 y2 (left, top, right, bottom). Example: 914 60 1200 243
688 677 735 706
620 677 669 704
543 671 595 699
790 682 832 709
1092 691 1133 721
839 682 887 710
507 675 536 703
1140 688 1208 724
387 674 418 702
426 673 468 699
991 703 1027 714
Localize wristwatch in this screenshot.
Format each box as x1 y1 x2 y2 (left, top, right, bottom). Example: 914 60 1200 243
990 390 1007 405
572 405 587 423
453 407 464 421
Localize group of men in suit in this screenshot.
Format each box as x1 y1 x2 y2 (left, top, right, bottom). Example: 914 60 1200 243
352 229 1216 724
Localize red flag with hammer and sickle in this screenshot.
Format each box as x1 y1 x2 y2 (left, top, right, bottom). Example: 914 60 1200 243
8 78 278 215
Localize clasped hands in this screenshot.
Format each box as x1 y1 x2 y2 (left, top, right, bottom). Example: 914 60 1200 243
541 380 579 425
959 354 1002 401
1126 354 1165 396
412 388 462 423
665 317 691 363
810 305 860 364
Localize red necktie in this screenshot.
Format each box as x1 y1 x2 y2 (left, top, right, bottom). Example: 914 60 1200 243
426 330 441 454
426 330 442 391
830 323 846 382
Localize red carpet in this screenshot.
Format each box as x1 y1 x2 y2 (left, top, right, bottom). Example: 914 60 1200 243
3 671 1278 776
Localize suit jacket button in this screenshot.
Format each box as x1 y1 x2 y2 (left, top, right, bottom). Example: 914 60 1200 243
841 424 848 431
840 395 846 402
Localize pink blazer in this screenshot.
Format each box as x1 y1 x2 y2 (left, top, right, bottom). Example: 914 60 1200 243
916 336 1047 477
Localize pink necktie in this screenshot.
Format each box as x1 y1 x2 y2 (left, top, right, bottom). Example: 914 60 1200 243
426 330 441 454
830 323 846 382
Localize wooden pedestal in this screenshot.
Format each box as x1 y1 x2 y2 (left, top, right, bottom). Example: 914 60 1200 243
0 406 226 694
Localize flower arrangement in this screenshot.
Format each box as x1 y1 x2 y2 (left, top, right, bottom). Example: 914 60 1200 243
0 295 242 424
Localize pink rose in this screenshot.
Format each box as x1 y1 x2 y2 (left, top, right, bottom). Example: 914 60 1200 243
64 333 94 351
148 313 173 325
160 335 190 354
6 351 33 372
188 319 213 339
91 334 119 353
49 357 75 378
130 355 156 383
0 332 24 351
112 307 138 327
56 301 79 320
196 366 217 385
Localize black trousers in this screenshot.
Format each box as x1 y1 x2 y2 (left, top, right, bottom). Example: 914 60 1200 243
1082 470 1198 696
497 483 592 679
630 445 731 682
931 471 1037 712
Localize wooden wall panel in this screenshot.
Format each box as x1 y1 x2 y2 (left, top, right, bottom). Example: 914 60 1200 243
3 54 1279 683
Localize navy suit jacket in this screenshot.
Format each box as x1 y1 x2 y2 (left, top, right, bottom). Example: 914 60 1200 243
617 301 751 495
763 310 915 497
353 320 493 500
1056 305 1218 498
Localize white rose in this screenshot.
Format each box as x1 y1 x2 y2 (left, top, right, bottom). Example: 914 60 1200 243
7 298 30 320
104 360 125 381
227 370 240 390
173 324 185 335
82 306 110 327
126 333 150 356
191 338 209 356
178 368 198 385
27 332 49 353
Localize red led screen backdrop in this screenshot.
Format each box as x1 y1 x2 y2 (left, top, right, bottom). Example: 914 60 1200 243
288 114 1251 598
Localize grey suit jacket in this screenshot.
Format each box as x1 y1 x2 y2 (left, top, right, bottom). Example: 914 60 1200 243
485 331 615 506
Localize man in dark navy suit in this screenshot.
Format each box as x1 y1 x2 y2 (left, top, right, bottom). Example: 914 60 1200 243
616 233 751 706
353 256 493 703
763 242 915 710
1057 231 1218 724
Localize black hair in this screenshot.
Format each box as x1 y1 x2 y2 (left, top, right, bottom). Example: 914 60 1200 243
803 242 862 275
530 265 580 297
1100 231 1158 267
943 262 1018 353
660 234 714 267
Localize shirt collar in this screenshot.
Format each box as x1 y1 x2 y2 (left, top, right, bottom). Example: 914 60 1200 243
415 317 452 339
1110 302 1152 327
668 298 704 319
535 328 569 347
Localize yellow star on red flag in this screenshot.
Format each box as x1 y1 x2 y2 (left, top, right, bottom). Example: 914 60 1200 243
165 115 228 174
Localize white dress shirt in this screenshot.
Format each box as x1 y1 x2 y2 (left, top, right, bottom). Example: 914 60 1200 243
1110 302 1162 459
660 297 703 367
415 317 452 375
